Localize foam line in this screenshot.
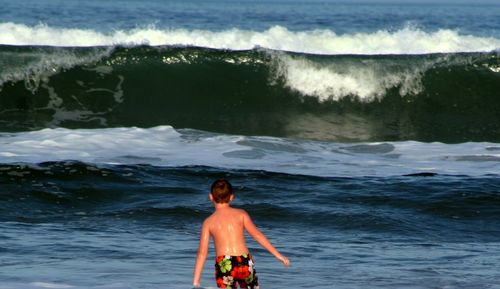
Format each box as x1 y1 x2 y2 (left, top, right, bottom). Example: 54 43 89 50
1 23 498 54
0 126 498 177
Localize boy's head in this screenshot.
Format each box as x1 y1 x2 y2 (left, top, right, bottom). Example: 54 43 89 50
210 179 233 204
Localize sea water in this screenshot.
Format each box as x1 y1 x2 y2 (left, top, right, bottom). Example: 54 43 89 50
0 0 499 288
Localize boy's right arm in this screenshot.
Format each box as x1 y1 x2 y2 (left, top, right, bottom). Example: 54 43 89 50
193 220 210 287
242 210 290 267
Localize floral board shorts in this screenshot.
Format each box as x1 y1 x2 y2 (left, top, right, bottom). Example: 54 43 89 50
215 254 259 289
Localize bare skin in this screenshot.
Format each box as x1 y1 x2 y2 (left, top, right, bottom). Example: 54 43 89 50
192 194 289 287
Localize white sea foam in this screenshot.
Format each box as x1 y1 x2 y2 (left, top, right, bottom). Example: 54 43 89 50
0 126 498 177
0 22 499 54
272 54 428 101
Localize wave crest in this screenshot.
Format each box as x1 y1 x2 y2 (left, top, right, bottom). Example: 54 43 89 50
1 22 499 54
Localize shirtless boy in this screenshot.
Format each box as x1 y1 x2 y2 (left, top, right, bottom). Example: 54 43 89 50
193 179 289 288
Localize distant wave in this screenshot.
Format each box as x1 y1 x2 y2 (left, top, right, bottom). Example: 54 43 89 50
0 22 499 54
0 46 499 142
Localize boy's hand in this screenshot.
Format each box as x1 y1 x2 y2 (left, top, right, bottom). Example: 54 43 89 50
278 255 290 267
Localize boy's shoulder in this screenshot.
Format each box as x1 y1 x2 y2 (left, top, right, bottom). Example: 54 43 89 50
231 207 248 214
204 207 249 222
230 207 250 217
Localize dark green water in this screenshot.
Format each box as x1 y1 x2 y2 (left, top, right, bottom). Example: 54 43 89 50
1 46 499 142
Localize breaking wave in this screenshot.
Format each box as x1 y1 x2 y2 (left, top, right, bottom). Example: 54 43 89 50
0 45 499 142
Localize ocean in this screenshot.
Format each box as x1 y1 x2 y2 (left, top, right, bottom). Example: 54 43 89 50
0 0 499 288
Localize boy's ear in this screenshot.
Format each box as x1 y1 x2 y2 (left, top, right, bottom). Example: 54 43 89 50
209 193 214 202
230 194 234 202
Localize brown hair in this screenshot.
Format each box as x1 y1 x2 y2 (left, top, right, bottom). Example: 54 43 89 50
210 179 233 203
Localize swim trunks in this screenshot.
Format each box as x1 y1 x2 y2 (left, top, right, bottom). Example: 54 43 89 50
215 253 259 289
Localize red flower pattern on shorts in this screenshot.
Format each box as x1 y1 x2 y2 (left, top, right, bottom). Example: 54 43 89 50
231 265 250 280
216 256 224 263
216 277 225 288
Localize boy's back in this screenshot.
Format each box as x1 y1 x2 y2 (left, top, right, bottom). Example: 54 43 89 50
204 206 249 256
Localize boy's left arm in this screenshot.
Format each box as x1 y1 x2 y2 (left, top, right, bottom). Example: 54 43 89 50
243 210 290 267
193 220 210 287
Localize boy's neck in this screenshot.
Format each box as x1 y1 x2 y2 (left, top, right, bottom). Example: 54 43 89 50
214 202 232 210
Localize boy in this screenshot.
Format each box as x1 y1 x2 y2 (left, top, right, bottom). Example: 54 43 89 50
193 179 289 288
